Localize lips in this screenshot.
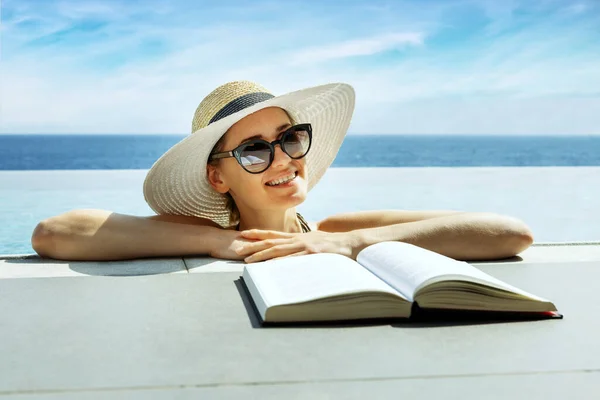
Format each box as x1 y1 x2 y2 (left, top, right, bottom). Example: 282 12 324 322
265 171 298 186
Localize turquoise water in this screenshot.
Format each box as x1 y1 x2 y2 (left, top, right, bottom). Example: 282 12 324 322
3 168 600 255
0 171 153 255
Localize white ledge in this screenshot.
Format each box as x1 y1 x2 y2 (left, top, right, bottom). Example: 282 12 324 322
2 242 600 279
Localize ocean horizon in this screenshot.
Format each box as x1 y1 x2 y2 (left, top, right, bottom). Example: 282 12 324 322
1 133 600 170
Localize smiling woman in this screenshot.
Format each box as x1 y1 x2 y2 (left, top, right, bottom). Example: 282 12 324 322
30 80 534 263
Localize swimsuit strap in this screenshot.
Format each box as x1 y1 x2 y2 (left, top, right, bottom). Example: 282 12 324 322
296 212 311 233
235 212 311 233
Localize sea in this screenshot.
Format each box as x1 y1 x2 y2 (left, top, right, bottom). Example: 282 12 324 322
1 133 600 255
1 134 600 170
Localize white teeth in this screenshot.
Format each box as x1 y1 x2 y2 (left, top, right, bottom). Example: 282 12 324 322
266 173 296 186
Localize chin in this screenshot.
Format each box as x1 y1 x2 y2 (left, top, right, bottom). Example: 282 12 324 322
291 192 308 207
277 190 307 208
276 191 306 207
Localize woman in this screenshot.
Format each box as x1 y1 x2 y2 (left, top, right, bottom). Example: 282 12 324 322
31 81 533 262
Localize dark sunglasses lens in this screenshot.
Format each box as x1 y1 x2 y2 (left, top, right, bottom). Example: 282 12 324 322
283 127 311 158
239 142 271 172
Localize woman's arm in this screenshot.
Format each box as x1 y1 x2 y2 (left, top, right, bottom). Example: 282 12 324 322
238 211 534 262
31 209 244 261
346 212 534 261
316 209 467 232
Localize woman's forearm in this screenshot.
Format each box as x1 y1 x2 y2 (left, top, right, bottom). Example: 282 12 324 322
350 212 534 261
31 209 221 261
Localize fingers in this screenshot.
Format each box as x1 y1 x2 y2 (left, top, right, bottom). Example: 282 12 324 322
236 238 291 257
240 229 294 239
244 244 304 263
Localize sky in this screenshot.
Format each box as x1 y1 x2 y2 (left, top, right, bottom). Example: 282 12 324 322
1 0 599 135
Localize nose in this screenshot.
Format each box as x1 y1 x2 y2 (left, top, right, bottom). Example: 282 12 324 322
271 142 292 169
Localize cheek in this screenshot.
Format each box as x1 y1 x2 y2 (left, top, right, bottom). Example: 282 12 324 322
226 166 263 194
297 159 308 179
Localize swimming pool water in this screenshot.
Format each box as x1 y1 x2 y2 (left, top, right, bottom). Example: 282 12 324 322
2 168 600 255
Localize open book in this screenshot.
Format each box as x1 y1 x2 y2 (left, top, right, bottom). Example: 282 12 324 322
242 241 561 324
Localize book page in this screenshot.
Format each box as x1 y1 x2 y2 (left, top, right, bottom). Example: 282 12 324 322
243 253 406 309
357 242 548 302
357 242 455 301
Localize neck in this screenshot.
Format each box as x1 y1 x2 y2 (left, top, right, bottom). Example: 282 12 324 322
236 206 301 233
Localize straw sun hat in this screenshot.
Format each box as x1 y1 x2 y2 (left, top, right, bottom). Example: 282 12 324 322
143 80 356 227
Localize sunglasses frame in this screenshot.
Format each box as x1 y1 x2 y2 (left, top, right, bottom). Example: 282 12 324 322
209 123 313 174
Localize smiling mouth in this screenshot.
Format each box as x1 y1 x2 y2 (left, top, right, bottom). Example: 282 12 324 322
265 171 298 187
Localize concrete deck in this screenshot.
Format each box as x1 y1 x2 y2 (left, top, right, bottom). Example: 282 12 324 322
1 244 599 398
2 241 600 278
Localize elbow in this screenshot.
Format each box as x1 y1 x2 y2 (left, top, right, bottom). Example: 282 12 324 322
504 229 534 257
470 213 534 259
31 211 87 260
31 219 59 259
498 217 535 258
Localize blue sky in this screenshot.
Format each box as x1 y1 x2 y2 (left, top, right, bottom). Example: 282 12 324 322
1 0 599 134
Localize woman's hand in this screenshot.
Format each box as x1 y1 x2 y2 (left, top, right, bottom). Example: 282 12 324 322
208 229 260 261
236 230 360 263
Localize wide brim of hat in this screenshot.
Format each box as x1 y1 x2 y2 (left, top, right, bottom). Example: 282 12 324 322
143 82 355 227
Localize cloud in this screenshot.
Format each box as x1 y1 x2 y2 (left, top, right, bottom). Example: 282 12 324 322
564 3 589 15
1 0 599 134
352 96 600 135
288 33 424 64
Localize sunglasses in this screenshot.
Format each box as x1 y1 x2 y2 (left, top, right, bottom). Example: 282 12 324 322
209 123 312 174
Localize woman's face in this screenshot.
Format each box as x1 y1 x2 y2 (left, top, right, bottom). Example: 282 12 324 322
208 107 309 213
